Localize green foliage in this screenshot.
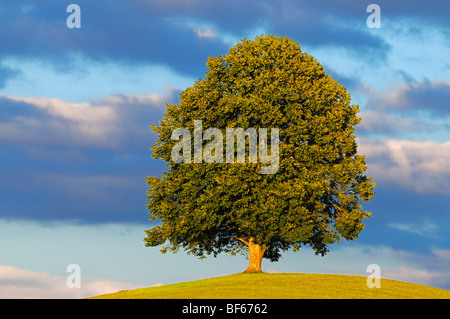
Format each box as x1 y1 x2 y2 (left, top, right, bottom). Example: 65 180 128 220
144 35 375 262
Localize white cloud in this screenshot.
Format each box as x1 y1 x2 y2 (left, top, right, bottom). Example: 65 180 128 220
432 249 450 262
358 138 450 194
383 266 450 287
191 25 217 38
2 95 119 147
321 245 450 289
5 95 118 123
267 242 450 289
364 79 450 115
0 264 140 299
381 248 450 288
376 248 450 289
388 221 439 237
358 111 440 135
0 89 174 150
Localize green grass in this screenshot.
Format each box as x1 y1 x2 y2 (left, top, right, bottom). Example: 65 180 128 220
87 273 450 299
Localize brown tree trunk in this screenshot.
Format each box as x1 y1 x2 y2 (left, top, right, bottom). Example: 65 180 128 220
244 237 265 273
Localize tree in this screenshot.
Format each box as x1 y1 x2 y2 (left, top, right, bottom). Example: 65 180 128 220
144 35 375 272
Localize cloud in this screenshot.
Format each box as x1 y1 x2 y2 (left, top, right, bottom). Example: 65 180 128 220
358 111 440 136
0 88 175 150
0 95 118 148
383 266 450 288
0 164 154 223
0 264 140 298
365 79 450 116
382 249 450 288
1 0 448 81
0 0 395 79
1 95 119 147
6 95 117 123
0 0 229 77
0 90 175 223
181 22 217 39
193 26 217 38
335 245 450 289
388 221 440 237
433 249 450 262
267 241 450 289
358 138 450 194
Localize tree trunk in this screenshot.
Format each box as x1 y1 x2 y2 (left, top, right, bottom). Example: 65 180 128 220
244 237 265 273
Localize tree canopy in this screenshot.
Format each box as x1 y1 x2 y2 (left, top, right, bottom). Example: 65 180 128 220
144 35 375 272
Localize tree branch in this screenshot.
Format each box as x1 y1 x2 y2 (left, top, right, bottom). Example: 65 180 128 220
232 237 249 246
332 203 343 212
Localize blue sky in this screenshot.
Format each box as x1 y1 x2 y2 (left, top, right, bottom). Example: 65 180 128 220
0 0 449 298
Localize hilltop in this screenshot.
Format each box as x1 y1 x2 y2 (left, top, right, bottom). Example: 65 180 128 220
88 273 450 299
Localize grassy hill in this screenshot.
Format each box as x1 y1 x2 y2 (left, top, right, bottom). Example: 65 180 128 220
88 273 450 299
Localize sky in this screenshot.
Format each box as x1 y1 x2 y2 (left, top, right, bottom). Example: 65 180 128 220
0 0 449 298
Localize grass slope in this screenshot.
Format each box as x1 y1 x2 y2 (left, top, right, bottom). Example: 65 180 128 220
88 273 450 299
